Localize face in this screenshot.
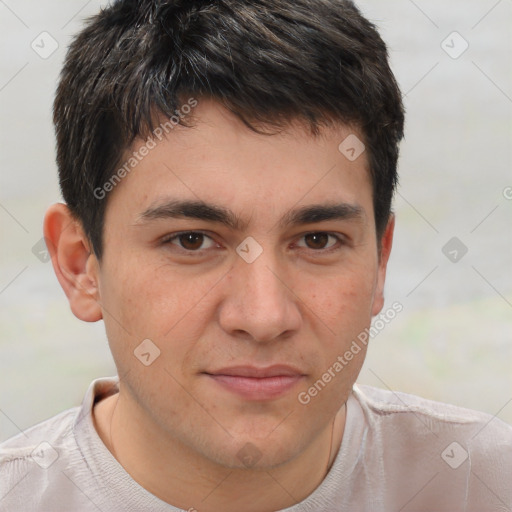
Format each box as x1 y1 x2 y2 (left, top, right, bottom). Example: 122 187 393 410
92 99 392 469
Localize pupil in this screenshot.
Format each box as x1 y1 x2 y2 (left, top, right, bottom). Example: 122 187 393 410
306 233 328 249
181 233 203 250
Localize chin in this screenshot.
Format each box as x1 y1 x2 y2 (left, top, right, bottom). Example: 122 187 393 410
204 437 300 471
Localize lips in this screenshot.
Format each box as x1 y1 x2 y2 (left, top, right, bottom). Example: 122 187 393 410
204 365 305 400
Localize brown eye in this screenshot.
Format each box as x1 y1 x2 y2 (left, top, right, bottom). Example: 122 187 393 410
296 232 342 251
304 233 330 249
164 232 216 251
178 232 205 250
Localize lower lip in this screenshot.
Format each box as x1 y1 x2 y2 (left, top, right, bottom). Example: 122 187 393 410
206 374 304 400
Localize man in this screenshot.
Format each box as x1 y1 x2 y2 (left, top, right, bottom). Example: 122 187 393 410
1 0 510 510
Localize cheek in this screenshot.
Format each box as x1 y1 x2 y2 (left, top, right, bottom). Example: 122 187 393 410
102 256 203 335
295 278 372 416
102 261 230 375
297 266 377 338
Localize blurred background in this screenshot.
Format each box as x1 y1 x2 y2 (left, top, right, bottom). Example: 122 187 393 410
0 0 511 442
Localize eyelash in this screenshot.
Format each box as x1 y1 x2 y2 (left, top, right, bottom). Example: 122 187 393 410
161 231 219 252
161 231 346 254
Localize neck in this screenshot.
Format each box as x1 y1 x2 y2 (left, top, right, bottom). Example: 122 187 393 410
94 391 346 512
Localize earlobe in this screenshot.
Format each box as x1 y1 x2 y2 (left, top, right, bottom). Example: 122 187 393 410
371 215 395 317
43 203 103 322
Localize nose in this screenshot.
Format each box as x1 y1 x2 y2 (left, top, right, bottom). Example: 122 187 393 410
218 251 302 343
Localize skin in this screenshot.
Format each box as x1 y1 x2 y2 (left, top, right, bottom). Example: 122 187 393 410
44 99 394 512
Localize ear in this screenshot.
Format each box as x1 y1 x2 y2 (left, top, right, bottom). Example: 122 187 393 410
371 215 395 317
43 203 103 322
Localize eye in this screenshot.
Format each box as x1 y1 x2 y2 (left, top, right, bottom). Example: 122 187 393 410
163 231 217 251
296 232 342 251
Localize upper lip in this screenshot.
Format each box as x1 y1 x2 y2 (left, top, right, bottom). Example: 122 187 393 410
205 365 305 378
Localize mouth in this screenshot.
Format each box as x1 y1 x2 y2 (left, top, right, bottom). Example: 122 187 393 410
203 365 306 401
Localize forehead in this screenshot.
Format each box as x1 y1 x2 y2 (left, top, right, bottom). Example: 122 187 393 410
104 99 373 225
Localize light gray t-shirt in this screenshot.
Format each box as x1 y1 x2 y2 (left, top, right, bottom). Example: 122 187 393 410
1 377 511 511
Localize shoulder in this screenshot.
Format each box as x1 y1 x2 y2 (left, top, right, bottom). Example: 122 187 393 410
352 383 512 467
353 383 512 431
0 378 116 511
0 406 80 482
0 377 123 511
1 406 78 449
346 384 512 509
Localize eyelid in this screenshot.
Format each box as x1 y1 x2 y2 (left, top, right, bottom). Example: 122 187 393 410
161 230 220 251
160 230 347 254
293 231 347 251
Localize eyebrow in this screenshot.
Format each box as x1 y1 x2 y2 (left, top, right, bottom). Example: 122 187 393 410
135 199 366 231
